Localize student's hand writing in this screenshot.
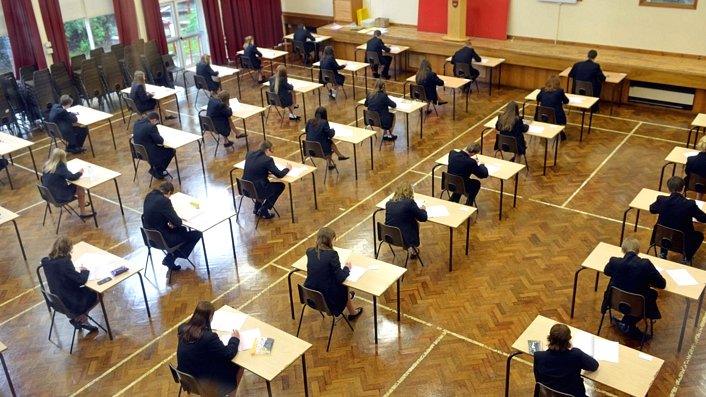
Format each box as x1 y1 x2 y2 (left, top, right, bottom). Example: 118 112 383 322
286 162 294 170
231 329 240 339
79 266 88 272
345 261 352 269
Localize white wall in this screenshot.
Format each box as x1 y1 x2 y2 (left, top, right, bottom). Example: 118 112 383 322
281 0 420 25
281 0 333 15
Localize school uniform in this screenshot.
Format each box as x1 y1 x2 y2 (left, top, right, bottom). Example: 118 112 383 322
130 83 158 113
268 76 294 108
40 255 98 317
364 91 396 130
206 97 233 137
305 119 335 156
450 46 481 79
242 149 289 214
293 26 316 55
132 118 175 176
195 61 220 92
303 248 350 315
177 325 240 396
416 72 444 103
447 150 488 205
685 152 706 188
533 348 599 397
649 192 706 260
142 189 202 264
48 104 88 152
602 252 666 321
41 161 81 203
365 36 392 77
318 56 346 86
536 89 569 125
243 44 262 70
569 59 605 111
385 198 428 247
495 118 529 155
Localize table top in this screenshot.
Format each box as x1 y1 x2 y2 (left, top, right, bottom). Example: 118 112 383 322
580 242 706 301
559 66 627 84
435 151 525 180
525 89 599 109
156 125 201 149
512 315 663 397
214 305 311 382
312 58 369 72
170 192 236 232
405 74 470 89
375 192 476 229
68 105 113 127
0 133 34 156
692 113 706 128
0 205 19 226
357 96 427 114
283 33 331 43
262 78 323 93
236 48 288 60
185 64 239 77
483 116 564 140
325 122 376 145
664 146 698 165
66 158 121 189
198 99 266 119
233 156 316 184
72 241 141 293
444 56 505 68
355 43 409 55
291 246 406 296
121 84 177 101
0 341 5 353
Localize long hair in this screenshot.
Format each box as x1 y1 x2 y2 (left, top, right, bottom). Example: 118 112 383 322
133 70 146 85
415 59 432 84
497 101 520 132
367 79 386 102
315 227 336 255
312 106 328 127
544 75 561 92
547 323 571 351
180 301 215 343
201 54 211 65
43 148 67 174
697 136 706 152
391 183 414 202
274 65 287 92
48 236 73 259
322 45 335 61
243 36 254 49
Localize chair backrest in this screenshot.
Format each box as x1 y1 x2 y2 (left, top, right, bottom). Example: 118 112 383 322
129 137 150 162
49 62 79 101
168 364 209 396
409 83 428 103
80 59 106 98
297 284 333 315
70 54 86 73
441 172 467 196
650 223 685 255
376 222 408 249
686 173 706 195
0 74 25 111
320 69 336 85
123 94 142 115
236 177 262 201
140 225 172 251
303 140 326 160
536 382 573 397
32 69 57 115
363 109 382 128
110 43 125 61
574 80 593 97
266 91 283 107
198 112 216 135
37 184 66 207
293 40 306 54
19 65 36 83
240 55 255 69
366 51 381 66
101 53 127 92
535 105 556 124
90 47 105 59
608 286 646 320
193 74 209 91
36 264 76 317
495 133 520 155
454 63 474 80
44 121 65 141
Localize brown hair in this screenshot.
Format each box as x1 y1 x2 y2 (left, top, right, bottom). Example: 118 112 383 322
415 59 432 85
315 227 336 252
392 183 414 201
217 90 230 103
133 70 146 85
497 101 520 132
465 143 481 154
180 301 215 343
201 54 211 64
547 323 572 351
48 236 73 259
544 75 561 92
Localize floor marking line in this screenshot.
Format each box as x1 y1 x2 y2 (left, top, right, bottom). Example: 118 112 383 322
383 331 447 397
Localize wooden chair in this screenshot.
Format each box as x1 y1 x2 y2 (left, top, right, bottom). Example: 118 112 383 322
440 171 476 207
534 105 557 124
409 83 437 118
37 184 85 234
375 222 424 273
453 62 480 93
535 382 573 397
320 69 347 99
44 121 68 157
685 173 706 198
365 51 382 76
265 91 286 125
648 224 686 262
192 74 211 106
292 40 311 65
573 80 594 97
198 111 226 156
298 132 338 183
494 134 529 173
598 286 655 349
140 215 196 284
296 284 354 352
363 109 395 150
168 363 218 397
233 177 280 229
122 93 146 127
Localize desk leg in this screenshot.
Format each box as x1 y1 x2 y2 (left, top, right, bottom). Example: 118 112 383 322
201 238 210 275
317 88 322 107
465 217 470 256
370 136 374 171
489 68 493 96
619 207 634 246
99 294 113 340
28 147 39 180
4 160 12 190
499 180 504 221
197 141 206 186
543 138 548 176
237 73 242 99
352 70 357 99
504 351 523 397
312 174 318 210
634 209 641 232
364 69 369 96
260 113 267 142
678 299 691 352
174 94 182 126
513 174 519 207
86 132 96 158
353 143 358 180
588 109 594 135
373 295 378 344
108 118 117 150
288 269 301 319
419 109 424 139
570 267 588 318
449 228 453 272
302 93 307 121
137 272 151 318
658 162 676 191
266 380 272 397
86 189 99 228
113 179 125 216
0 353 15 397
11 220 26 261
397 279 401 322
288 184 295 223
228 218 238 270
695 291 704 328
174 153 182 185
553 136 559 168
579 110 586 142
406 114 410 150
452 89 457 121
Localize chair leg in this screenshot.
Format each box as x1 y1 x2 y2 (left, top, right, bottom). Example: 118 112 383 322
42 203 49 226
597 311 606 335
326 316 336 352
55 207 63 234
375 240 385 259
48 310 56 340
296 304 307 337
69 327 77 355
404 251 410 269
416 248 426 267
235 196 244 221
341 314 354 331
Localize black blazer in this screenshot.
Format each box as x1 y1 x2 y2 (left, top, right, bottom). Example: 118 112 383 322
364 91 396 130
48 104 78 137
41 161 81 203
177 325 240 395
305 119 335 155
206 97 233 136
243 44 262 69
303 248 350 315
242 150 289 196
496 117 529 155
536 88 569 125
685 152 706 186
133 118 172 169
533 348 599 397
318 56 345 85
40 255 97 316
130 83 157 113
293 27 315 43
451 46 481 77
366 36 390 57
569 60 606 96
649 192 706 236
142 189 184 246
385 198 428 247
196 61 219 91
602 252 666 319
416 72 444 103
448 150 489 181
268 76 294 107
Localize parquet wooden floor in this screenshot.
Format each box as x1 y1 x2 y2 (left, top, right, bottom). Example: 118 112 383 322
0 59 704 396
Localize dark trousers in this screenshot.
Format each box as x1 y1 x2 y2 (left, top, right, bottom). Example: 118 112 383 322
660 230 704 260
261 182 285 212
449 179 481 206
167 227 203 259
66 126 88 150
150 148 176 175
372 55 393 77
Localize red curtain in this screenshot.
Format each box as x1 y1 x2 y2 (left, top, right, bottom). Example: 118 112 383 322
202 0 227 64
141 0 168 54
1 0 47 74
251 0 283 50
220 0 282 60
417 0 509 40
114 0 139 45
38 0 71 66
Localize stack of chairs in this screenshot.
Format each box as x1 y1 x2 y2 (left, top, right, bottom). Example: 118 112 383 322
0 73 30 133
144 41 170 87
31 69 57 121
50 62 80 102
78 59 109 109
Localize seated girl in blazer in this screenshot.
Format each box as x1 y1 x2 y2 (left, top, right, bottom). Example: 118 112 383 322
130 71 157 113
195 54 220 93
385 183 428 258
536 75 569 140
414 59 447 112
495 101 529 158
305 106 349 169
364 79 397 141
319 46 346 100
206 90 246 148
269 65 300 121
243 36 265 83
41 148 94 218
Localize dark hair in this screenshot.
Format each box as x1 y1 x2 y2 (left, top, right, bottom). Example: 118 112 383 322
314 106 328 123
315 227 335 252
158 181 174 194
374 30 382 37
49 236 73 259
217 90 230 103
588 49 598 60
60 95 73 107
465 143 481 154
547 323 571 351
146 111 160 121
259 140 273 152
667 176 685 193
323 46 334 59
180 301 215 343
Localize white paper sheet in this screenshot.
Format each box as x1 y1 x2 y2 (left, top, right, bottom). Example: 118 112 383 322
684 151 698 158
175 201 203 221
571 330 594 356
346 266 367 282
335 247 352 267
485 164 500 175
238 328 262 351
211 310 248 333
284 165 304 178
480 58 488 64
638 352 654 361
593 338 619 363
334 128 353 138
569 97 583 104
74 253 118 281
426 205 449 218
528 125 544 134
666 268 699 286
414 199 426 208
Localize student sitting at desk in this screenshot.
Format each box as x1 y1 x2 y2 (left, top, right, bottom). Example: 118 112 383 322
533 323 599 397
685 136 706 200
293 23 316 61
177 301 243 396
132 112 175 179
319 46 346 99
447 143 488 206
41 236 99 332
143 181 203 270
130 71 157 113
451 39 481 80
42 148 94 219
495 102 528 159
536 75 569 141
366 30 392 79
569 49 605 112
206 90 245 148
385 183 427 258
48 95 88 154
243 141 291 219
195 54 220 93
269 65 300 121
305 106 349 170
243 36 266 83
601 237 666 341
415 59 447 113
365 79 397 141
649 176 706 265
304 227 364 320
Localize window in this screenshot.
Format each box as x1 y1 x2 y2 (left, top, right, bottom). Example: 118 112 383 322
61 0 119 57
639 0 698 9
0 5 14 74
160 0 210 68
